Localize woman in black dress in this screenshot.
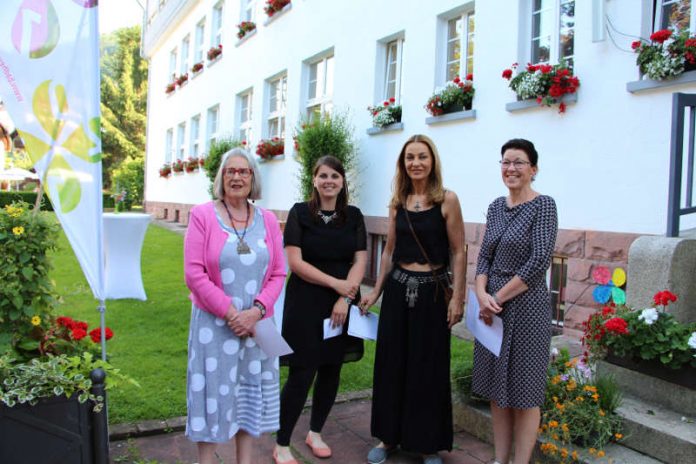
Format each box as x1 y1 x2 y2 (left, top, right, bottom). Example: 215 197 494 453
273 155 367 464
472 139 558 464
360 134 466 464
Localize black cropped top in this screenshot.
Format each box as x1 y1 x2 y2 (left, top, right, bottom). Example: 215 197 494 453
392 204 450 266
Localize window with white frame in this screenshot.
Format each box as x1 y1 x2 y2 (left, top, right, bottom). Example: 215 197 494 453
238 90 253 143
306 55 334 120
383 38 404 101
446 11 475 81
169 48 177 81
654 0 693 31
241 0 257 22
530 0 575 67
206 104 220 152
180 35 190 75
190 114 201 158
211 1 223 47
195 18 206 63
165 128 174 163
177 122 186 160
267 74 287 138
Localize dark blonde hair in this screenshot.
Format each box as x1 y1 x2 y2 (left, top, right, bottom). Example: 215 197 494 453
389 134 445 209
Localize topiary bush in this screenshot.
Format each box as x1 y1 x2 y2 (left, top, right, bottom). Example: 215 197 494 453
203 137 243 198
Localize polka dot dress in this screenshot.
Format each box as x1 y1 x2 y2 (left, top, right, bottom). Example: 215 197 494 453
186 208 280 443
471 195 558 409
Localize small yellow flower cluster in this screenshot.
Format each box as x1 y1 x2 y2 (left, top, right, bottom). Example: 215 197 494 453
4 205 24 218
31 316 41 326
12 226 25 236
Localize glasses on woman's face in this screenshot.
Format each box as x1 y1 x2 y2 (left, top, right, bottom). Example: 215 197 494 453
499 159 531 170
224 167 253 178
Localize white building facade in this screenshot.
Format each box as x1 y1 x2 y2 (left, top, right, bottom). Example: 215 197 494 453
141 0 696 337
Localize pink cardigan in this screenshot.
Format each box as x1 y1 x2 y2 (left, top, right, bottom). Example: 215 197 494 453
184 201 287 319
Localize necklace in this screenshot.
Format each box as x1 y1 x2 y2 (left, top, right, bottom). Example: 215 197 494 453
317 210 337 224
222 200 251 254
410 194 423 211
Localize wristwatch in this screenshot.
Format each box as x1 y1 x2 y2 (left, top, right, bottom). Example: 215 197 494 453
343 296 353 305
253 300 266 319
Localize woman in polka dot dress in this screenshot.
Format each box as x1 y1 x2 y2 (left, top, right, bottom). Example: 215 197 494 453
472 139 558 464
184 148 287 464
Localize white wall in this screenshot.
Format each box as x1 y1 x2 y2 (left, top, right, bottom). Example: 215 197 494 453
143 0 696 234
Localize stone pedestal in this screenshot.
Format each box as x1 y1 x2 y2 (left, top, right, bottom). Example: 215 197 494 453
627 236 696 323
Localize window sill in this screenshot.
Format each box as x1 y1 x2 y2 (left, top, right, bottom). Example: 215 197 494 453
257 154 285 163
425 109 476 125
263 3 292 26
626 70 696 93
207 55 222 67
366 122 404 136
236 29 257 47
191 68 203 79
505 93 577 112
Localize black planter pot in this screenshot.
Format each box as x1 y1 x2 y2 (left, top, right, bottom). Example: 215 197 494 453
605 352 696 390
443 102 472 114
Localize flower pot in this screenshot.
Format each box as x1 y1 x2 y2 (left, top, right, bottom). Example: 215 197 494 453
605 352 696 390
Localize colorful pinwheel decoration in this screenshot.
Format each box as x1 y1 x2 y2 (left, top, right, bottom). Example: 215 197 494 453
591 266 627 305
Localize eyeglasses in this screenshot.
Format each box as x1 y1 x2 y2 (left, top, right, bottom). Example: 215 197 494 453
499 160 531 169
224 167 253 178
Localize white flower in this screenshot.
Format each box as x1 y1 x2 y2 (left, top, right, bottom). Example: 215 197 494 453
638 307 659 325
688 332 696 350
550 347 559 357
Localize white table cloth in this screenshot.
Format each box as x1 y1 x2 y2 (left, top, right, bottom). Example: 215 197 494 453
103 213 152 300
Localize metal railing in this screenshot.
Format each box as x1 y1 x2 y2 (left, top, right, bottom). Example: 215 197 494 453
667 93 696 236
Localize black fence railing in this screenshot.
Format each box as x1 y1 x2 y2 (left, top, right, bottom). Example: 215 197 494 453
667 92 696 237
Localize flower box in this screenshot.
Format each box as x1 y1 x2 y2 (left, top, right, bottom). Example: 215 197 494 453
207 44 222 62
633 29 696 81
159 163 172 178
237 21 257 40
175 73 188 87
191 62 204 74
172 159 184 174
165 82 175 95
425 75 474 116
368 98 402 129
256 138 284 161
184 157 200 173
264 0 291 18
605 352 696 390
502 63 579 113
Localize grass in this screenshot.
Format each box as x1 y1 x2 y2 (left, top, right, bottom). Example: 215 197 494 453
50 223 473 424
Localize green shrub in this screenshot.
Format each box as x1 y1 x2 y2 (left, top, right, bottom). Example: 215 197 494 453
111 156 144 209
203 137 243 198
0 191 116 211
294 111 358 200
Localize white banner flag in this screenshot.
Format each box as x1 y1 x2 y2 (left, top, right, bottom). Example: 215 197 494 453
0 0 104 300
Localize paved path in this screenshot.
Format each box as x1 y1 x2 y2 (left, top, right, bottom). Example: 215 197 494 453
109 399 493 464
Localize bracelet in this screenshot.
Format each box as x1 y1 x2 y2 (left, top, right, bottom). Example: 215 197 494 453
493 293 502 306
253 300 266 319
343 296 353 305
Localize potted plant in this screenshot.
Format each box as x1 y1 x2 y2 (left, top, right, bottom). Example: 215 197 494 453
159 162 172 178
583 289 696 389
255 137 285 161
425 74 475 116
192 62 204 73
264 0 291 17
111 189 127 212
502 62 580 113
175 73 189 87
172 159 184 174
207 44 223 61
184 157 200 173
237 21 257 40
632 29 696 80
165 82 175 95
367 97 402 128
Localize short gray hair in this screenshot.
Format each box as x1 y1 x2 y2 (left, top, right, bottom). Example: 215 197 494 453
213 148 262 200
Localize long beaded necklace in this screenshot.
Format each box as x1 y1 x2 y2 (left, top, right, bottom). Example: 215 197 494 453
222 200 251 254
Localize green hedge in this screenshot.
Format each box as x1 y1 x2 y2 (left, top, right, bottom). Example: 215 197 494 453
0 191 115 211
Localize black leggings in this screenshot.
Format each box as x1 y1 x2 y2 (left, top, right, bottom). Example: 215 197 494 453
276 363 343 446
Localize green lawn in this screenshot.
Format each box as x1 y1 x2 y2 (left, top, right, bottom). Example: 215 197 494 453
50 223 472 424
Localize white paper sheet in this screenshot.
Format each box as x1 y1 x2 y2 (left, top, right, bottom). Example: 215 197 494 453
465 289 503 357
253 318 293 357
323 318 343 339
347 305 379 340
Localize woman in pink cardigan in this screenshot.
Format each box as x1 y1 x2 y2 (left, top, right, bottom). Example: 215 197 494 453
184 147 286 464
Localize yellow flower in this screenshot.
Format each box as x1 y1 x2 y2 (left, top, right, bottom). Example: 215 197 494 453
549 420 559 428
584 385 597 393
561 448 569 459
589 447 597 455
552 375 561 385
597 450 606 458
556 402 566 412
561 423 569 433
599 409 606 416
12 226 24 236
614 433 623 440
566 379 577 391
31 316 41 326
593 393 600 402
552 433 559 440
575 396 584 402
552 395 559 403
572 450 579 461
5 205 23 218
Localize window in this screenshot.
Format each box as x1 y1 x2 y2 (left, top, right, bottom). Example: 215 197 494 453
384 38 404 101
211 1 223 47
654 0 693 31
238 90 253 143
180 35 190 75
206 105 220 151
190 114 201 158
529 0 575 67
195 18 206 63
165 128 174 163
548 256 568 333
446 11 475 80
267 74 287 138
242 0 257 22
306 55 334 120
169 48 177 81
176 122 186 160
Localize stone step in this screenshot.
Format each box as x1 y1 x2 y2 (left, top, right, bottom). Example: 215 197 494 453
453 400 661 463
618 395 696 463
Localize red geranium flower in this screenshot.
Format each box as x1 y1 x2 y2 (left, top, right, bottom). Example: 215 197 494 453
631 40 642 50
389 97 395 103
71 328 87 340
604 317 629 335
57 316 75 328
466 73 473 81
453 76 461 84
89 327 114 343
653 290 677 306
601 306 615 316
502 69 513 79
650 29 672 43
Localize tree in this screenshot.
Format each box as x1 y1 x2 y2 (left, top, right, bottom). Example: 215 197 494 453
100 26 148 189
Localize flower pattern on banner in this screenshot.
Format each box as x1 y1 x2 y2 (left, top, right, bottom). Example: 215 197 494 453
12 0 61 59
591 266 626 305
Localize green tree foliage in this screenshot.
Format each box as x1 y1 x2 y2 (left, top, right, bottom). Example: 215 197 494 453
100 26 148 189
111 156 144 208
204 137 243 198
294 111 358 201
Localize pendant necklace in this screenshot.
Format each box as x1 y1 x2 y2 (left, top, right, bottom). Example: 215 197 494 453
222 200 251 254
317 210 337 224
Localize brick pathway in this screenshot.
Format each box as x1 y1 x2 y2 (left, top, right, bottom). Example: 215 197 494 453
110 399 493 464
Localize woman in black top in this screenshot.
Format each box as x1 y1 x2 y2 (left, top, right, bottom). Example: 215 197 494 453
274 156 367 464
360 134 466 464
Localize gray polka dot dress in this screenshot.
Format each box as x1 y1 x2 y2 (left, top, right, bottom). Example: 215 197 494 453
472 195 558 409
186 208 280 443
